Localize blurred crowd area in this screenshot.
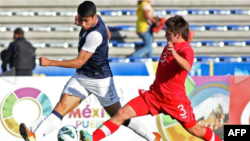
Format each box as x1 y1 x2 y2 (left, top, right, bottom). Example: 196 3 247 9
0 0 250 75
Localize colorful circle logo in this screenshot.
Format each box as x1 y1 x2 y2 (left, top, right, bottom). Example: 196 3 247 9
0 87 52 137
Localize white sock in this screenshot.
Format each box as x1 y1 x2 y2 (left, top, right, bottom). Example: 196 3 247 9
127 118 156 141
34 110 63 140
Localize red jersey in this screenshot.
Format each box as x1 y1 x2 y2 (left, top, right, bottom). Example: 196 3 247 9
150 41 194 96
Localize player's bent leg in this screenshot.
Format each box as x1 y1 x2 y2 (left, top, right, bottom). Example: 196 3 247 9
186 123 222 141
125 96 161 141
27 94 81 141
103 101 122 117
186 123 206 138
54 94 82 116
110 104 138 125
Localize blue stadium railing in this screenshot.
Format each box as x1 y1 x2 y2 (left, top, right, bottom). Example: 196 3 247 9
1 24 249 32
1 40 249 48
1 9 249 16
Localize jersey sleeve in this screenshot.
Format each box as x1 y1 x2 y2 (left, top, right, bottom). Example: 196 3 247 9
180 47 194 66
81 31 103 53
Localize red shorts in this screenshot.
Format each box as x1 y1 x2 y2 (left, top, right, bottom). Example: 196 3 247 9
127 89 197 129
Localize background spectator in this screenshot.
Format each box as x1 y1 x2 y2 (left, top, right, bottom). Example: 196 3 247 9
1 28 36 76
129 0 160 58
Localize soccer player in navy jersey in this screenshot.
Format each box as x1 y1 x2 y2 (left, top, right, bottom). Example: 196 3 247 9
19 1 160 141
81 15 222 141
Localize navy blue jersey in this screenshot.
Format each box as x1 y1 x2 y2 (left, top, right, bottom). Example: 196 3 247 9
76 15 112 78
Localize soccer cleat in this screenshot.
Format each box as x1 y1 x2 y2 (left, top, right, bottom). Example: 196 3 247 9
153 132 161 141
19 123 36 141
80 130 93 141
79 130 85 141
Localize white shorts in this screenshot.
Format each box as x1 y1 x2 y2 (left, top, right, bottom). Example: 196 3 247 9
62 72 120 107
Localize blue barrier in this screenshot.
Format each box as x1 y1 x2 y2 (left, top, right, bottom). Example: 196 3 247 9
98 10 122 16
108 57 130 63
245 40 250 45
1 9 249 17
187 9 209 15
190 25 205 31
110 62 149 76
31 63 149 76
227 25 249 31
120 9 136 15
127 57 151 62
32 66 75 76
223 40 246 47
195 56 217 62
108 25 136 31
241 56 250 62
151 56 160 62
190 41 202 47
165 10 187 15
214 63 250 75
134 41 144 47
1 61 250 76
156 41 167 47
109 40 248 48
190 63 210 76
200 41 224 47
204 25 227 31
110 41 135 48
230 9 250 15
208 9 231 15
216 56 242 62
108 24 248 32
0 24 246 32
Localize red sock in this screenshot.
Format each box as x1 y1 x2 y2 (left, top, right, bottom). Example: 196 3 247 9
202 127 222 141
214 134 222 141
92 129 105 141
93 120 119 141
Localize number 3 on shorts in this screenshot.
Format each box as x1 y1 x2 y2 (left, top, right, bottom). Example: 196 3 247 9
177 104 187 116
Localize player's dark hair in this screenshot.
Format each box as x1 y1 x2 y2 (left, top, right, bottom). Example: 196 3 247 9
77 1 96 18
165 15 189 41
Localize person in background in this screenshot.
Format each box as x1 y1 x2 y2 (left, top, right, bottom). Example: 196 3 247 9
1 28 36 76
130 0 160 58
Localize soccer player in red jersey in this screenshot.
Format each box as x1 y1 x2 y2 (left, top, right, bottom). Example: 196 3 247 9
81 15 222 141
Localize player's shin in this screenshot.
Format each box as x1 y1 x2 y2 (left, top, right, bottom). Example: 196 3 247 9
33 110 63 140
124 119 156 141
92 120 119 141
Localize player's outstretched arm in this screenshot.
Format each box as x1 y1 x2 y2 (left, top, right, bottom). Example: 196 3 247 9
39 50 93 68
